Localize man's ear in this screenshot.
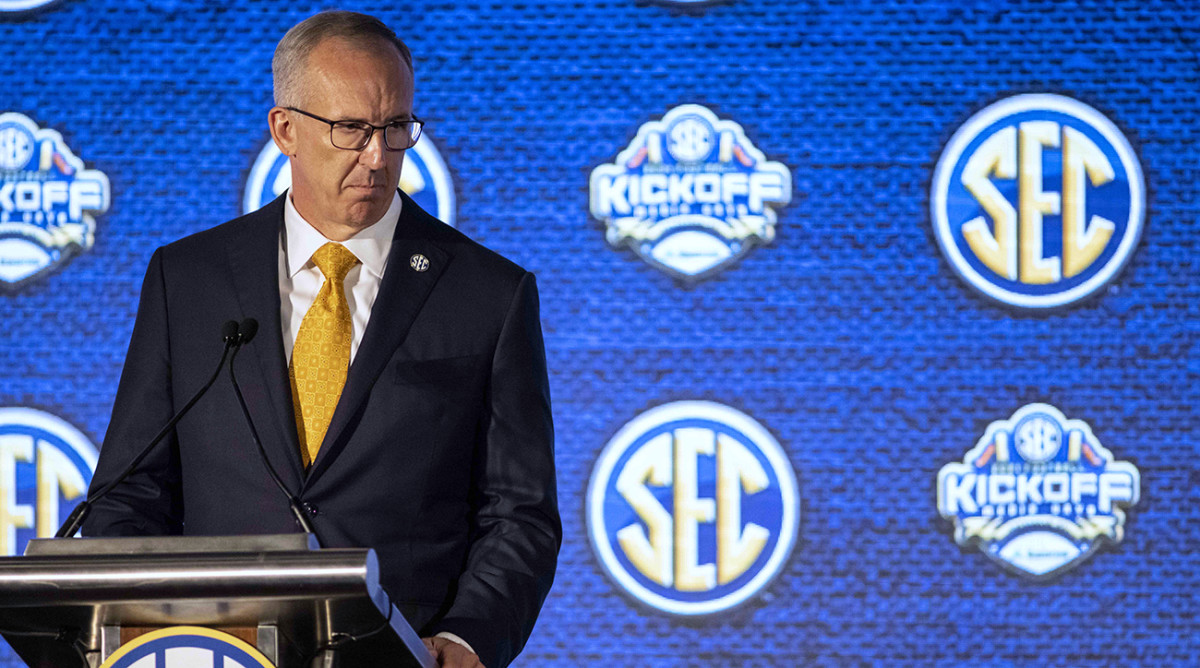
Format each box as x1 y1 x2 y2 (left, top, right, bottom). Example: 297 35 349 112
268 107 297 157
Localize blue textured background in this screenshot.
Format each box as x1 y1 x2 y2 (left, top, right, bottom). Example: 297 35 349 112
2 0 1198 665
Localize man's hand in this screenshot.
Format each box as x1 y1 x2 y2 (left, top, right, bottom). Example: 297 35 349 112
422 636 485 668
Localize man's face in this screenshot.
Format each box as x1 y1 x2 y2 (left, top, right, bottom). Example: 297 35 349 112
270 37 414 240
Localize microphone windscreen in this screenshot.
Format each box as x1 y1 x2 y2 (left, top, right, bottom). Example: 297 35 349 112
221 320 239 343
238 318 260 344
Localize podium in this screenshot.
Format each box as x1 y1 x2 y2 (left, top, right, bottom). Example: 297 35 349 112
0 534 436 668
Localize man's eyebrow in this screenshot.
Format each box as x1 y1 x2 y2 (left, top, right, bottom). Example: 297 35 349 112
334 114 415 124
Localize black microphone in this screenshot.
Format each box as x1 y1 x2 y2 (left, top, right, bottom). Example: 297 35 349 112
237 317 258 346
227 318 322 543
56 320 242 538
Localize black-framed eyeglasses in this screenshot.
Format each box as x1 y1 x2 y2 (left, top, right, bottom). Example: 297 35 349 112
286 107 424 150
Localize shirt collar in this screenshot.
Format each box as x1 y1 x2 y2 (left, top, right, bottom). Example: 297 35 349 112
283 190 402 279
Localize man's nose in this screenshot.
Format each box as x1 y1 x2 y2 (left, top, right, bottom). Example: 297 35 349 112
358 129 387 169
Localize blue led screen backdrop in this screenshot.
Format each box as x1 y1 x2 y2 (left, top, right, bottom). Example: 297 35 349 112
1 1 1197 665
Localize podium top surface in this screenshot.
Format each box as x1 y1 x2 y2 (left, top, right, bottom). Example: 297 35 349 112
25 533 319 556
0 534 380 609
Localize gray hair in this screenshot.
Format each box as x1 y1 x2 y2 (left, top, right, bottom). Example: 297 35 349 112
272 11 414 107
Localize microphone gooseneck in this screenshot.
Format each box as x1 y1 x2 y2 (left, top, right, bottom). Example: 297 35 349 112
227 318 322 543
56 320 241 538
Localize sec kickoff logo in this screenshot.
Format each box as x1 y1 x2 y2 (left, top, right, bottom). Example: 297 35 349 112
931 94 1144 308
0 407 97 556
937 403 1140 580
0 112 110 290
590 105 791 282
587 401 799 615
99 626 276 668
243 133 455 225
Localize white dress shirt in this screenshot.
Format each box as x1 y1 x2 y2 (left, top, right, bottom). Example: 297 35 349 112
279 190 400 364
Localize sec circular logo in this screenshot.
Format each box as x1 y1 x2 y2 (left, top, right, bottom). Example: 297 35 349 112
243 133 456 226
99 626 276 668
1014 412 1062 463
0 121 35 170
665 113 715 163
931 94 1144 308
587 401 799 615
0 407 96 556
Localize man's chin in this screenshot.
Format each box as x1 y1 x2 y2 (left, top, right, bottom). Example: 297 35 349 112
342 196 391 229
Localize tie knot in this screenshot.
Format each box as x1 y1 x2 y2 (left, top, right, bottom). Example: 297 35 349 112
312 243 360 282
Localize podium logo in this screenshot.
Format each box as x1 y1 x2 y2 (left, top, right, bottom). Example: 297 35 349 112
243 133 456 226
100 626 276 668
0 407 96 556
931 94 1144 308
937 403 1140 579
587 401 799 615
590 105 791 281
0 112 110 290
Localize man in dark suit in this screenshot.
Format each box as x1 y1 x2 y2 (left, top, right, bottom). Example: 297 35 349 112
82 11 560 668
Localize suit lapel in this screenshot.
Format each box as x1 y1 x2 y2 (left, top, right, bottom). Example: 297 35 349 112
305 192 451 486
226 195 306 489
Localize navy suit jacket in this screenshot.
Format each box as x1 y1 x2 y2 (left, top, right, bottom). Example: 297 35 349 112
83 192 561 668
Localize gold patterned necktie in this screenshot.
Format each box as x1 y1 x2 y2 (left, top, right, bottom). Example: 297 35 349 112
290 242 360 468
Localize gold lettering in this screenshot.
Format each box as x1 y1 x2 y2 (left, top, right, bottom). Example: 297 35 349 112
1061 127 1116 277
716 434 770 584
673 428 716 592
961 127 1018 279
615 433 674 586
0 435 34 556
1018 121 1062 284
36 440 87 538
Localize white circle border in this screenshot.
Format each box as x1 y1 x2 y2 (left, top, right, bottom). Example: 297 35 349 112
0 0 58 11
931 93 1145 309
243 135 456 226
0 406 98 474
586 400 800 616
0 405 97 467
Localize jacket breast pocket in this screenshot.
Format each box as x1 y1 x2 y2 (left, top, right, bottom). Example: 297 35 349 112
393 354 488 388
